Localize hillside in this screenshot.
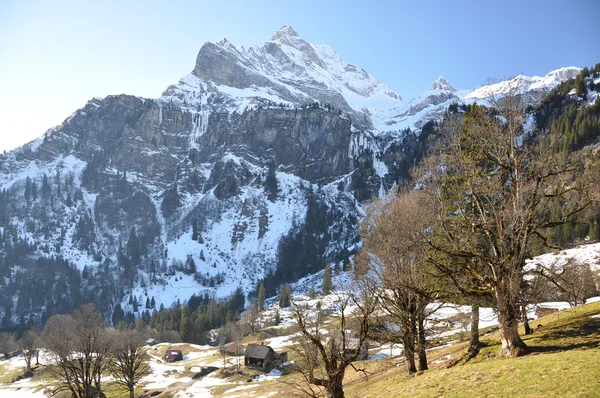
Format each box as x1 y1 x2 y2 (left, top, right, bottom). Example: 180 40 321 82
1 288 598 397
345 300 600 398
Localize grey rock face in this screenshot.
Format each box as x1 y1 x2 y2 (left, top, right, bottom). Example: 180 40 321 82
430 77 456 92
199 108 353 181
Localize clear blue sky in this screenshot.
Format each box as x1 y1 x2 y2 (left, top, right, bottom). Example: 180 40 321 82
1 0 598 151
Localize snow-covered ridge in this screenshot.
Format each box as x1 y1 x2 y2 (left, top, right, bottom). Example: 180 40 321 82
164 25 583 137
465 67 582 99
167 25 403 126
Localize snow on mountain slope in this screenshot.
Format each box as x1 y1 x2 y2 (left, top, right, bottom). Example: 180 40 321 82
371 78 468 134
165 25 402 129
465 67 582 100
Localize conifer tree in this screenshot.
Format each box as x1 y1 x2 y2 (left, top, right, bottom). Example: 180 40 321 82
279 283 291 308
258 282 266 311
24 177 31 201
192 219 198 241
179 306 192 341
322 263 333 294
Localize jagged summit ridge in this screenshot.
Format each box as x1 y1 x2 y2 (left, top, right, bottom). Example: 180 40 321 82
183 25 403 128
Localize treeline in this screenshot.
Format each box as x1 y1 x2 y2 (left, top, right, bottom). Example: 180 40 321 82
112 287 245 345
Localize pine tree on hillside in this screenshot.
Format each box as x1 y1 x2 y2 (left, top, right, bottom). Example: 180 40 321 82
279 283 291 308
322 263 333 294
192 219 198 241
258 282 266 312
24 177 31 202
180 306 192 341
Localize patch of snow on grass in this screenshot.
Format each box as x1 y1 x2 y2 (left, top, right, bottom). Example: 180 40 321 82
174 372 231 397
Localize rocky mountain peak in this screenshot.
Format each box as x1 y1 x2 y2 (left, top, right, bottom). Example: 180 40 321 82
430 77 456 92
268 25 323 68
271 25 300 42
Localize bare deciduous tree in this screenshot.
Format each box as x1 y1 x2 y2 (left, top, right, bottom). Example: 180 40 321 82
0 332 16 359
241 302 260 335
43 304 112 398
19 329 38 371
109 330 151 398
356 189 441 373
532 258 597 307
291 290 375 398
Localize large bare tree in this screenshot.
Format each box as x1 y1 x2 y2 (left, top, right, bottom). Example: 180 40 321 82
356 189 441 373
19 329 38 371
419 88 592 356
43 304 112 398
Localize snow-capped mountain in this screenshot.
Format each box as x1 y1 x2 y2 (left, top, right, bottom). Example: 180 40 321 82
373 77 468 134
0 26 585 327
465 67 582 100
166 25 402 129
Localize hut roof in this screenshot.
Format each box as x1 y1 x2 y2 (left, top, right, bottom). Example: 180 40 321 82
244 344 273 360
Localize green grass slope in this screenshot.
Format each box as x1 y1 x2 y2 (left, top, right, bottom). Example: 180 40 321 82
345 301 600 398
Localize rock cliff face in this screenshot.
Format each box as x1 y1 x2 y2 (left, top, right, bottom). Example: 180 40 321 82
0 26 581 327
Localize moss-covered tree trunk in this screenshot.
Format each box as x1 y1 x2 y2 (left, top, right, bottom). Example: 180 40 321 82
495 282 527 357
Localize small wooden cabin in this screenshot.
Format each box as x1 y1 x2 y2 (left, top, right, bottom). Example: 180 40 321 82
244 343 286 371
164 349 183 363
223 342 245 356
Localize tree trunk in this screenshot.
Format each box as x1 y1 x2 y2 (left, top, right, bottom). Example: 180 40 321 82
522 304 532 335
495 284 527 357
129 388 134 398
469 303 480 351
326 372 345 398
417 314 428 371
402 324 417 374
